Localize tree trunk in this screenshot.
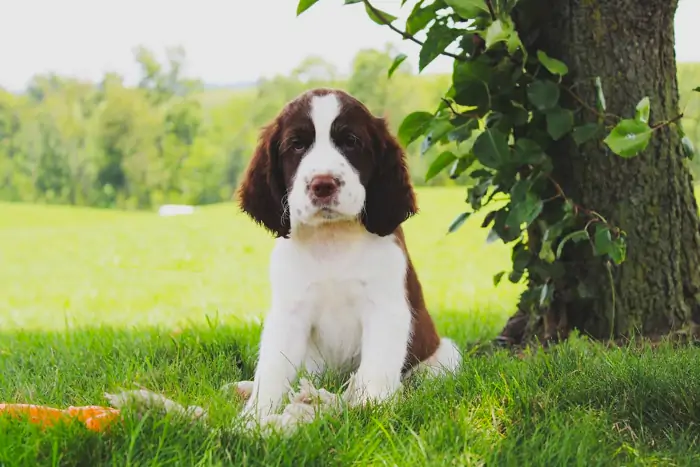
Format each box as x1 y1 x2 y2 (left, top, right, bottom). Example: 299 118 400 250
499 0 700 344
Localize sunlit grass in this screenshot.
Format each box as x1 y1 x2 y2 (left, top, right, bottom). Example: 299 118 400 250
0 187 520 332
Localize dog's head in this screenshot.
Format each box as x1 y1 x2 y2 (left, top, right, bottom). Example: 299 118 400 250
237 88 417 238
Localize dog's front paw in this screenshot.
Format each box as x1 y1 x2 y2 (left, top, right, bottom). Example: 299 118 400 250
342 373 402 407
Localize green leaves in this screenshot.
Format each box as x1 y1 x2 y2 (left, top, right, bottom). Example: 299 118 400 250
447 212 471 233
693 86 700 92
527 80 560 111
449 154 476 179
484 19 513 49
603 119 652 158
296 0 320 15
445 0 489 19
426 151 457 181
387 54 407 78
594 76 606 112
364 3 398 24
452 59 491 114
682 136 696 160
634 96 650 124
593 224 626 265
472 128 510 169
420 116 454 155
398 111 433 147
546 107 574 141
572 123 601 146
406 0 439 35
507 192 543 228
536 50 568 76
420 22 461 71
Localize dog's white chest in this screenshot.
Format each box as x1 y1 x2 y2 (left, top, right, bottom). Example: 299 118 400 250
270 229 395 372
306 279 365 371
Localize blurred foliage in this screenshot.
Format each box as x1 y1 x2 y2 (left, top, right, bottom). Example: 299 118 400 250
0 45 697 210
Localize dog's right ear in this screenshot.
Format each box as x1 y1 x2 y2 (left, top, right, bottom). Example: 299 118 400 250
236 122 290 237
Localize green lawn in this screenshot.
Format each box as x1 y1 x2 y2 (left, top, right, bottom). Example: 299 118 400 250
1 187 700 466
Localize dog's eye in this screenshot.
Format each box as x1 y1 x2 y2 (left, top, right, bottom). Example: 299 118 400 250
290 139 308 153
338 132 359 149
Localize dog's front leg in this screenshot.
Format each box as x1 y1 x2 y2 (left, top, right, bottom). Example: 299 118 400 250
242 306 310 424
345 293 412 407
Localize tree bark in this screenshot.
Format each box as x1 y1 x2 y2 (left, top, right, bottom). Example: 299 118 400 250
499 0 700 343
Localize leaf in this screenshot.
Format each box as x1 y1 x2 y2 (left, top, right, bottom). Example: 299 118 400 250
536 50 568 76
426 151 458 181
682 136 695 160
512 243 530 272
593 224 612 257
603 118 652 158
545 107 574 141
449 154 476 179
634 96 651 124
387 54 407 78
572 123 601 146
539 238 555 263
447 212 471 233
421 117 454 155
472 128 510 169
493 271 506 286
609 234 627 265
539 283 551 307
448 119 479 143
527 80 560 112
507 192 543 228
297 0 320 15
693 86 700 92
468 178 492 210
593 224 626 264
453 80 490 114
445 0 489 19
484 19 512 49
363 2 398 24
513 138 547 165
594 76 606 112
507 30 525 56
420 22 461 71
398 111 433 147
406 1 437 35
555 230 589 258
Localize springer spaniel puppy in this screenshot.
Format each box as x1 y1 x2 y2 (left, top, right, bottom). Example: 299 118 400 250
235 88 461 426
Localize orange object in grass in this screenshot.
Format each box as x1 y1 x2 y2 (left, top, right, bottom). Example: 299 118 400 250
0 403 121 432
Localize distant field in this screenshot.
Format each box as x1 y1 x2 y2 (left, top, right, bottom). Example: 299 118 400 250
0 187 520 335
3 188 700 465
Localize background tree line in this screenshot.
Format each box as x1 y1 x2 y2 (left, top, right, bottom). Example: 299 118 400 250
0 44 698 210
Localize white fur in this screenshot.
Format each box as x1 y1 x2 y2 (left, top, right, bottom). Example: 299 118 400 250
287 94 366 228
238 93 462 430
241 223 412 422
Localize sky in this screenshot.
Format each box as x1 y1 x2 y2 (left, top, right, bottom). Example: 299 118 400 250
1 0 699 91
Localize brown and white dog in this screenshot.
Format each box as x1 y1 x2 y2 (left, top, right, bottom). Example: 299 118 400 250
235 88 461 426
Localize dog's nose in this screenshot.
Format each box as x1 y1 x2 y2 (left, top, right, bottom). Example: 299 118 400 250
309 175 340 200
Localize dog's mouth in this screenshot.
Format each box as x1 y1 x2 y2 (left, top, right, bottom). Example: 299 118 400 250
318 206 340 219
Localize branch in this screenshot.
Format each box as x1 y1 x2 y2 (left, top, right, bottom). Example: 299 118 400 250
361 0 467 62
485 0 497 20
561 85 618 124
441 98 482 119
651 113 683 130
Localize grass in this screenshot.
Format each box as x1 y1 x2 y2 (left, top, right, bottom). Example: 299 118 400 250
2 187 700 465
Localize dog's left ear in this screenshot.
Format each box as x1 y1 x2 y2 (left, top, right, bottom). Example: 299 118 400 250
361 117 418 237
236 121 290 237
